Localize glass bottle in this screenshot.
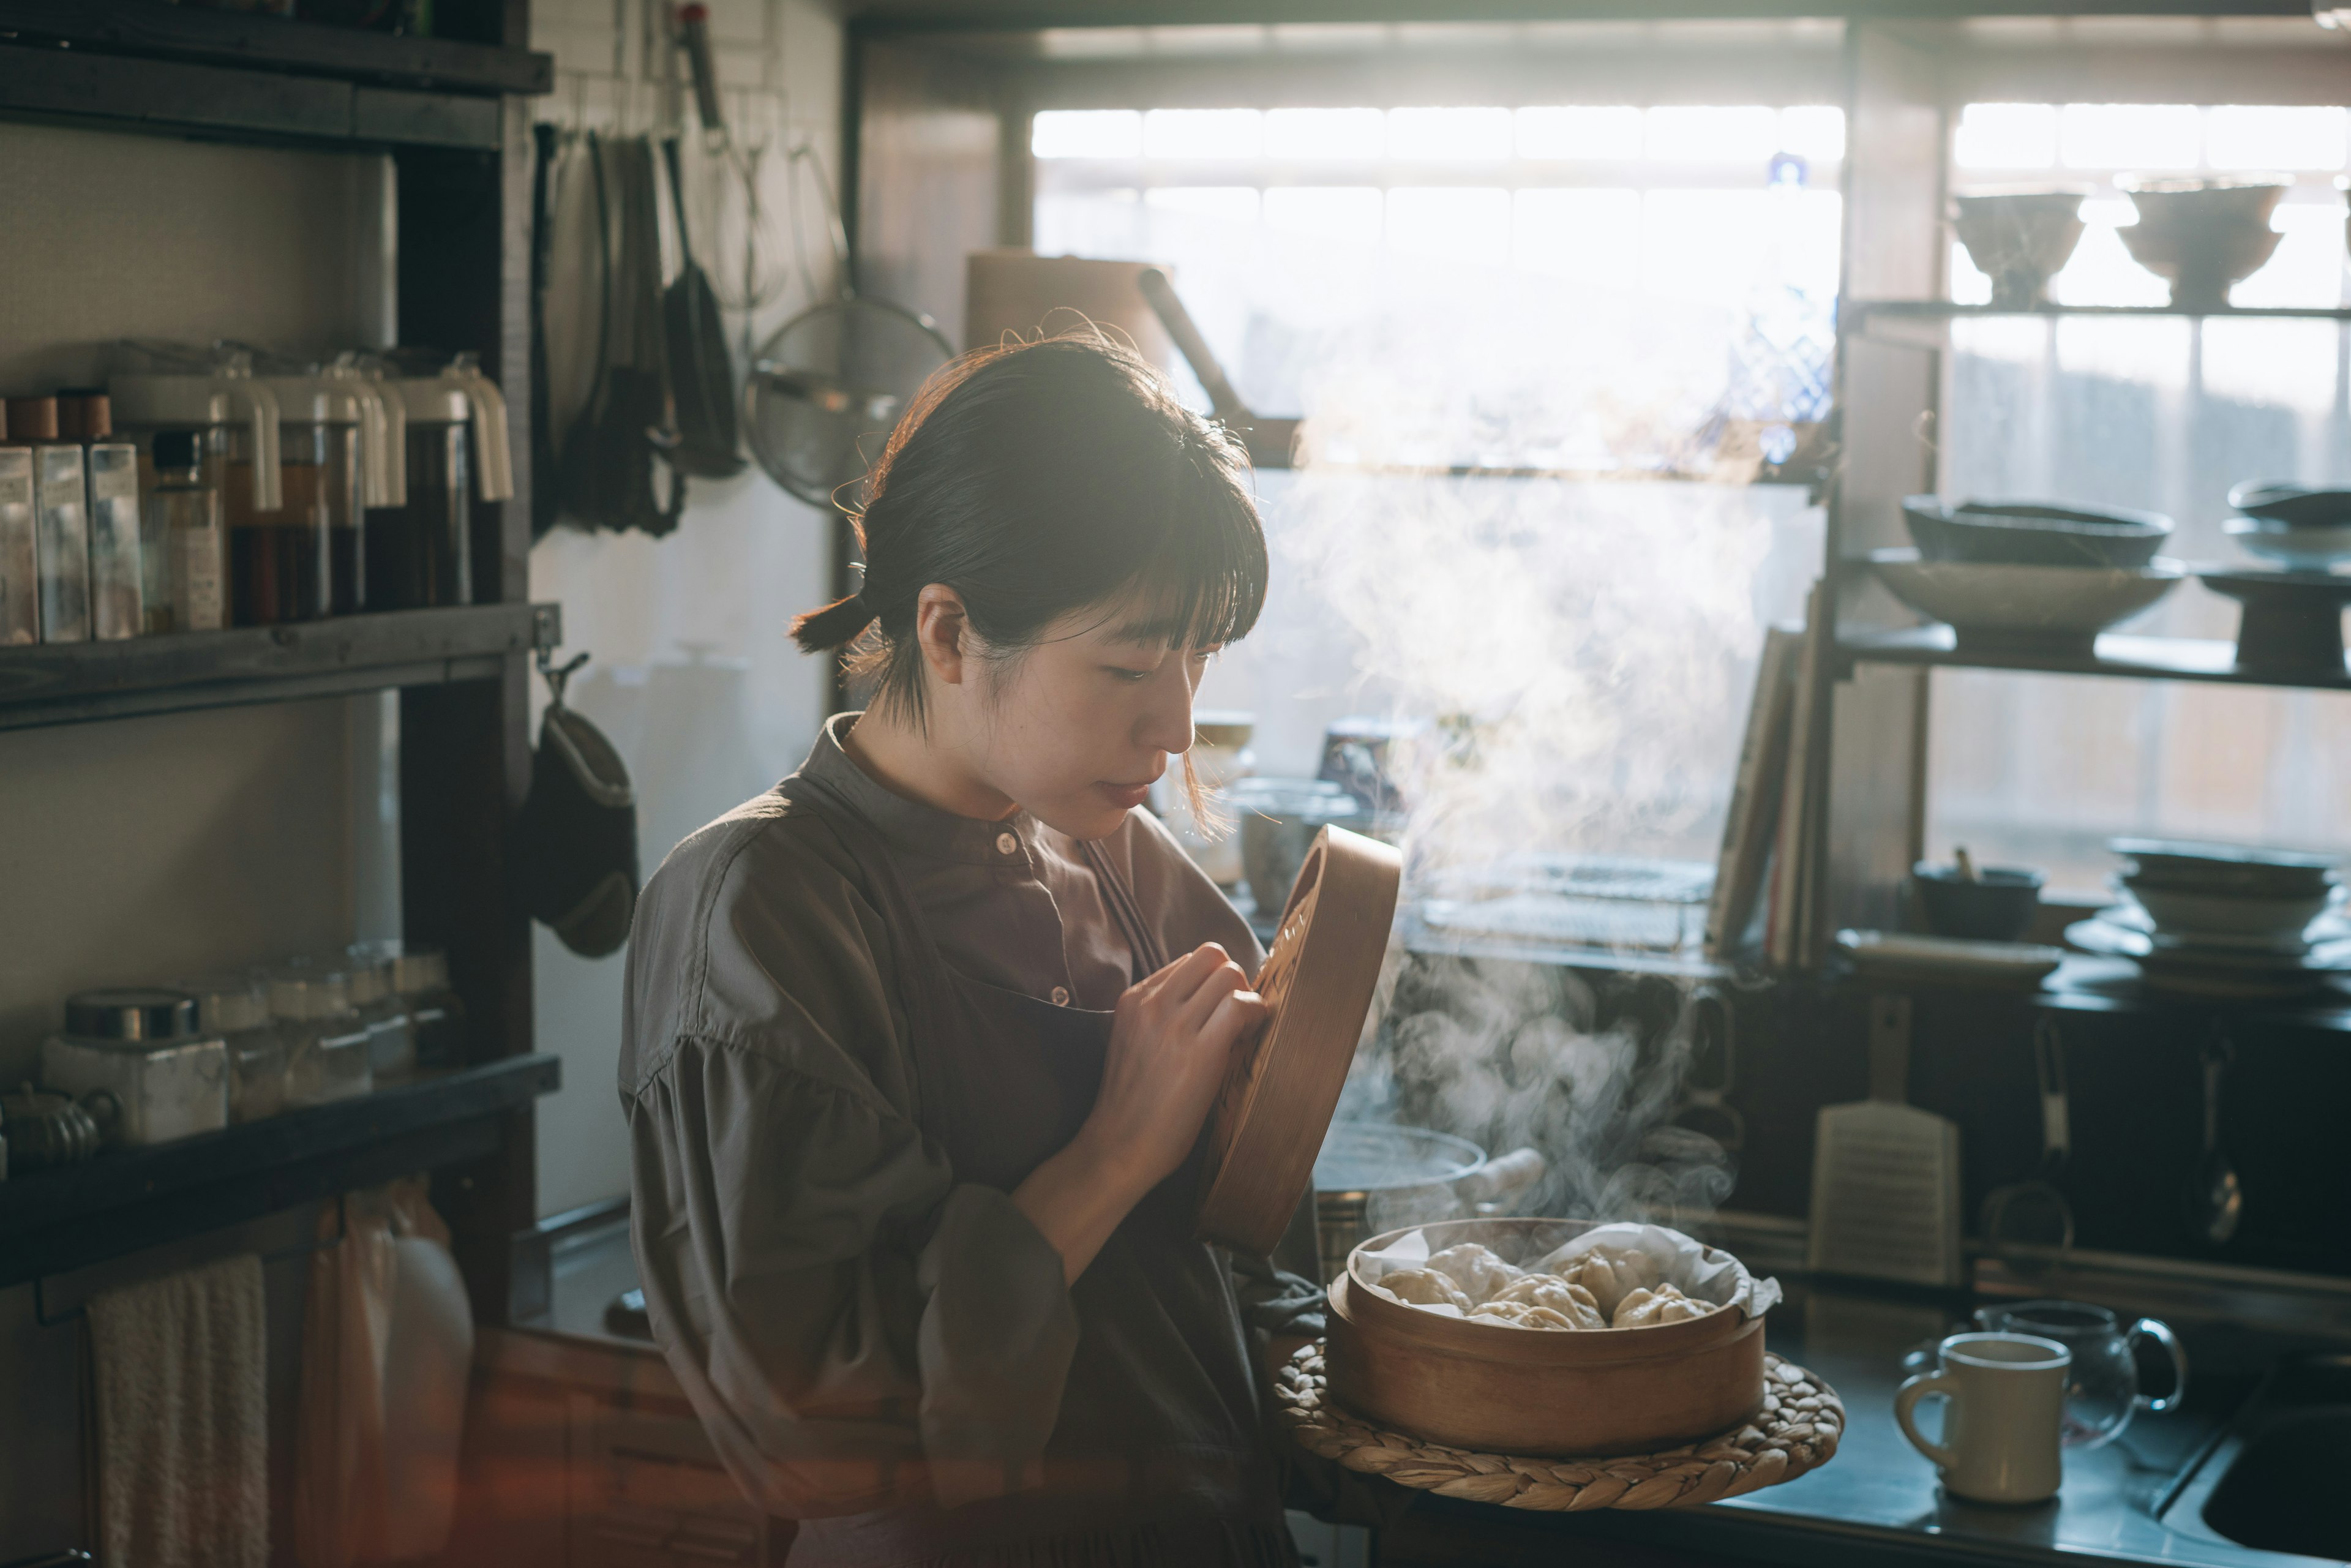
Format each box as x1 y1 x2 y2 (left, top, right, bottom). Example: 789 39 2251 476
181 972 288 1122
345 940 416 1080
141 430 225 632
389 945 467 1069
226 417 327 625
263 962 373 1106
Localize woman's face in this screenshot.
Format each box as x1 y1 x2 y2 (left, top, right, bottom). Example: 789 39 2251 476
967 595 1214 841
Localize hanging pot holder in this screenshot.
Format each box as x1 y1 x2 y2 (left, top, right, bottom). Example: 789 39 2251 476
517 651 640 957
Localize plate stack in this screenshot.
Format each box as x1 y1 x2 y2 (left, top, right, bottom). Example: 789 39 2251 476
1873 497 2182 653
2066 838 2349 999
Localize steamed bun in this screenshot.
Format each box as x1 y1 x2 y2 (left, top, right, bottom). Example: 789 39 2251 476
1560 1245 1663 1316
1490 1273 1607 1329
1611 1282 1713 1328
1378 1267 1472 1312
1468 1299 1583 1330
1427 1242 1520 1304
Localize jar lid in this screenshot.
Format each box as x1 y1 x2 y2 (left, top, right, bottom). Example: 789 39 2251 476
262 963 353 1021
178 973 271 1033
64 988 198 1040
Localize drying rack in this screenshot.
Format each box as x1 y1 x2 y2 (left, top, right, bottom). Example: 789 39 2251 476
31 1192 348 1328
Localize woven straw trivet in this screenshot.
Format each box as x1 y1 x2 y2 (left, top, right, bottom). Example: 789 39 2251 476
1275 1343 1843 1511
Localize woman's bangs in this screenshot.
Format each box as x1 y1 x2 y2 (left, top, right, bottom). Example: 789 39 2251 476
1130 463 1268 651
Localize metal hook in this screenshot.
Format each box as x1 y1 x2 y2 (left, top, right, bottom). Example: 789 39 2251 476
537 646 591 707
34 1193 348 1329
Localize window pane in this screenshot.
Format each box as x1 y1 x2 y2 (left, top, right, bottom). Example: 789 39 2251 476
2061 103 2200 169
1777 105 1846 162
1144 186 1262 222
1263 185 1384 242
1032 110 1142 159
1264 107 1385 159
1513 188 1642 285
1387 186 1511 260
2204 105 2348 171
1516 106 1643 160
1645 105 1780 162
1387 106 1513 161
1643 189 1768 302
1955 103 2058 169
1142 108 1262 160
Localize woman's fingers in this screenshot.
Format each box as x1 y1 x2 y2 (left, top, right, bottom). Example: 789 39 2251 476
1174 956 1251 1033
1201 988 1269 1054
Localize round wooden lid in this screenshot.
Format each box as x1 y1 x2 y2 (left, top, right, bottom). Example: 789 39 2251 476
1194 823 1401 1256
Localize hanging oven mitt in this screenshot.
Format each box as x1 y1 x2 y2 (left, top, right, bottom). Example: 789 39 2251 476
517 651 640 957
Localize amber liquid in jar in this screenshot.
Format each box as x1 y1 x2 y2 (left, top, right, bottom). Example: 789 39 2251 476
225 440 330 625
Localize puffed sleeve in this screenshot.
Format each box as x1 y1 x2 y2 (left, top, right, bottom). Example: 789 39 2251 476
620 797 1079 1518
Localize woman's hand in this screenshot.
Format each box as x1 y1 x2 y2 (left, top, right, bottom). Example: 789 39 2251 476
1011 943 1267 1283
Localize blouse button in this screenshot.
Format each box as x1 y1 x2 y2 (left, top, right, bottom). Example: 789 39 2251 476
996 831 1019 855
1051 986 1071 1007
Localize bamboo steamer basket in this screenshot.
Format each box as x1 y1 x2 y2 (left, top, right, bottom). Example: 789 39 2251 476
1195 824 1401 1256
1327 1217 1768 1457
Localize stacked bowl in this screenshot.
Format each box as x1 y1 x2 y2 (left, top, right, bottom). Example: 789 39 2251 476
2066 838 2350 998
1874 498 2183 651
2225 484 2351 572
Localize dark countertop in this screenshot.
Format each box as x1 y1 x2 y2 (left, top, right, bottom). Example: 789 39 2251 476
505 1221 2338 1568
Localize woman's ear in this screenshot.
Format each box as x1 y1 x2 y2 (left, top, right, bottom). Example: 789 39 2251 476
913 584 971 688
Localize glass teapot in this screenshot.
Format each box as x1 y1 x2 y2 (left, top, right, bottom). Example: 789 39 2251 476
1973 1299 2188 1447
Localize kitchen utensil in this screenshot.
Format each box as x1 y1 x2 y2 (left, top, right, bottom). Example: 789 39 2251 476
2187 1033 2244 1246
1808 994 1965 1286
0 1082 103 1172
1137 268 1299 468
1895 1332 2071 1504
2117 178 2290 310
1834 929 2066 989
40 988 228 1148
1913 861 2044 940
1872 549 2181 650
516 646 640 958
0 446 36 643
1667 984 1745 1158
1903 497 2172 568
2225 516 2351 571
1196 825 1401 1256
1224 777 1367 917
1972 1301 2186 1449
1951 191 2090 309
2198 568 2351 674
1327 1217 1771 1457
2229 482 2351 529
1311 1123 1545 1285
1980 1017 2076 1267
660 135 743 479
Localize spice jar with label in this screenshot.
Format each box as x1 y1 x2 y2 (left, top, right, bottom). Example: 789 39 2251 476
40 989 228 1147
388 945 467 1068
263 964 373 1106
343 942 416 1080
140 430 225 633
0 437 35 645
61 391 144 641
180 972 288 1122
10 397 93 643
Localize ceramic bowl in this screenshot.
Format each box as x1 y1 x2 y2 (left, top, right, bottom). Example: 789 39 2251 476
1951 192 2090 309
1913 863 2045 941
1872 549 2183 650
2224 517 2351 570
2228 482 2351 529
2116 178 2291 310
2112 838 2340 899
2122 879 2333 945
1903 497 2172 568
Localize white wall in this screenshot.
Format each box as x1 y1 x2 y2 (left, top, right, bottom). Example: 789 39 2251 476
527 0 847 1216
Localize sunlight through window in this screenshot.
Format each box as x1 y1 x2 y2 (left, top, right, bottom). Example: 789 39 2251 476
2061 103 2200 170
1387 106 1513 161
1032 110 1142 159
1142 108 1262 160
1645 106 1781 162
1264 107 1385 160
1954 103 2058 169
1515 106 1644 161
2203 105 2349 171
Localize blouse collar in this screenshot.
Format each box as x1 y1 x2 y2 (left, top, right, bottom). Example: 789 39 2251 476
803 711 1037 868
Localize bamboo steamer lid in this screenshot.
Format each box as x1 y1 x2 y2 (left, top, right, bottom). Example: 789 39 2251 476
1196 823 1401 1255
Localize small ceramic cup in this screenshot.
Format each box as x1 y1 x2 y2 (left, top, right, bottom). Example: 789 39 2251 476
1895 1331 2072 1504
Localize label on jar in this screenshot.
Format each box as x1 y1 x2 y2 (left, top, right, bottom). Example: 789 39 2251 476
176 524 224 631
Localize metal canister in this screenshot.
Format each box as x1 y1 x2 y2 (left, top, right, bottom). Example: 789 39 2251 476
1311 1122 1547 1284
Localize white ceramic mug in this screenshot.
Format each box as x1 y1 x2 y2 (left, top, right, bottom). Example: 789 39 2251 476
1895 1331 2071 1504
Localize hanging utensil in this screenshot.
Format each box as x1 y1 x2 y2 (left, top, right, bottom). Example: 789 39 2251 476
1807 993 1965 1286
1981 1015 2077 1269
661 133 743 479
2186 1030 2244 1245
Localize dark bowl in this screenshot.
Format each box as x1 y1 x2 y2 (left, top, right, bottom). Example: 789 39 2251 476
2229 482 2351 530
1902 497 2173 568
1913 863 2045 942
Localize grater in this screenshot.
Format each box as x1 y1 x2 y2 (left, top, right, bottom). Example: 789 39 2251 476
1807 994 1963 1286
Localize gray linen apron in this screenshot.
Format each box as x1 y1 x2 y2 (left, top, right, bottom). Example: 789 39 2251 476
779 775 1299 1568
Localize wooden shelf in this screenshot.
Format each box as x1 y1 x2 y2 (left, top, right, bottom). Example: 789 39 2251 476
0 1 550 95
0 602 560 731
1851 301 2351 322
0 1052 561 1291
1839 623 2351 692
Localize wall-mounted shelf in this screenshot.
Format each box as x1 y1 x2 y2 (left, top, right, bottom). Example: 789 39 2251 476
0 1052 561 1291
1848 299 2351 350
0 602 560 732
1839 624 2351 692
0 0 550 149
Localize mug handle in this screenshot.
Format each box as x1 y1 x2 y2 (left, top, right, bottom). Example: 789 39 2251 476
1895 1371 1961 1469
2128 1318 2189 1414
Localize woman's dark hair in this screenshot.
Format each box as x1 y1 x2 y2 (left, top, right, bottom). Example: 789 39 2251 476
790 329 1268 727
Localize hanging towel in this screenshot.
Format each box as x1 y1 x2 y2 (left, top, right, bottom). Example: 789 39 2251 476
88 1252 269 1568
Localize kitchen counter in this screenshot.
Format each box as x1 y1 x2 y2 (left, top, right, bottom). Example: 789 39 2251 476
490 1218 2343 1568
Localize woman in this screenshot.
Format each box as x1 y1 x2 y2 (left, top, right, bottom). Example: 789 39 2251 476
622 332 1332 1565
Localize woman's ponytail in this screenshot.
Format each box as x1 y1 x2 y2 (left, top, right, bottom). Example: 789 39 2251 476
789 591 877 653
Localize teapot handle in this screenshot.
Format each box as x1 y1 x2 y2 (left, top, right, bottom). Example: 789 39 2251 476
2128 1317 2189 1414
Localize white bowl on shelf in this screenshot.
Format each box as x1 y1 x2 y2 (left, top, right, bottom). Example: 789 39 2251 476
2122 880 2334 946
1869 549 2183 649
2224 517 2351 571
